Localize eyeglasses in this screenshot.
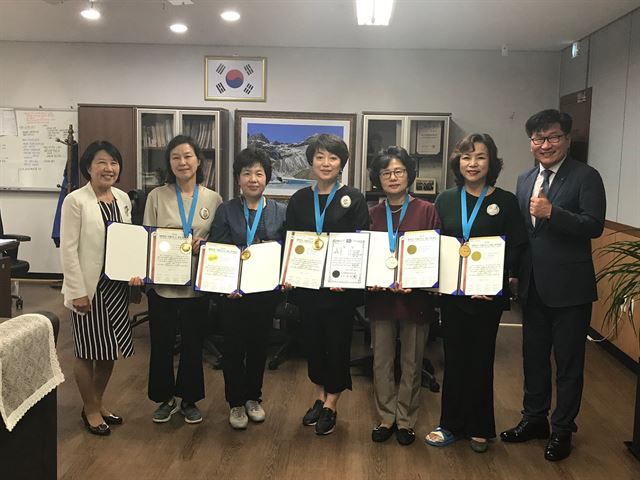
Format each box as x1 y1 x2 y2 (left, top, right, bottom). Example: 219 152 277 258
379 168 407 179
530 134 566 146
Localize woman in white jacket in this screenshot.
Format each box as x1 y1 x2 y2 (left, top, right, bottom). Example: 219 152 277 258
60 140 142 436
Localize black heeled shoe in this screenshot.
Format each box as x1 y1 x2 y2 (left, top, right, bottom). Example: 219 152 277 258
81 410 111 436
102 413 123 425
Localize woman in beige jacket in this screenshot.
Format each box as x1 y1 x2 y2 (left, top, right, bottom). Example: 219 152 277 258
61 140 142 436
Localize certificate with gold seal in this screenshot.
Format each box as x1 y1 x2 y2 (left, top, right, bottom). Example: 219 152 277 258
104 223 192 286
396 230 440 289
195 241 282 294
438 235 505 296
280 231 328 290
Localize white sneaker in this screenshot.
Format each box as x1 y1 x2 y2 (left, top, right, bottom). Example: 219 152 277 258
245 400 266 423
229 406 248 429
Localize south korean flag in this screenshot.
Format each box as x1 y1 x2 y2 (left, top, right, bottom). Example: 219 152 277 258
206 57 265 101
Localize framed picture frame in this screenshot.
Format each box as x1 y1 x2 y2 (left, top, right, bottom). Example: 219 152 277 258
205 56 266 102
413 177 437 194
234 110 357 198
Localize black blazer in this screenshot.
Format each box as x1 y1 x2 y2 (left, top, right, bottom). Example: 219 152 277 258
516 157 606 308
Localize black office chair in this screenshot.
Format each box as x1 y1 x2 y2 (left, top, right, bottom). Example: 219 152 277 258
267 297 301 370
0 210 31 310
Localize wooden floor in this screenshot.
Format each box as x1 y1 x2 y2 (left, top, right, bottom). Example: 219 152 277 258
12 282 640 480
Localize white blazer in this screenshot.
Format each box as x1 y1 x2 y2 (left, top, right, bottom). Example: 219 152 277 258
60 183 132 312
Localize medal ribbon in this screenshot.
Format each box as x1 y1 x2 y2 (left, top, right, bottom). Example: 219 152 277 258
243 196 264 249
460 185 488 241
175 183 199 239
313 182 340 235
385 195 410 254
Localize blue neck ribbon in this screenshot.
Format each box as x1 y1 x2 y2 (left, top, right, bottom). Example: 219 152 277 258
243 197 264 248
175 184 199 239
313 182 340 235
385 195 410 253
460 185 488 241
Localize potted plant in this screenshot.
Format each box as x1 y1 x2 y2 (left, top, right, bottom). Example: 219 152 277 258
596 238 640 459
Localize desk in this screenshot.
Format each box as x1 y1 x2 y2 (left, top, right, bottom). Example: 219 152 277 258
0 256 11 318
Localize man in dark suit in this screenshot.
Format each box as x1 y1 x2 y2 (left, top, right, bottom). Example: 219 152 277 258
500 109 606 461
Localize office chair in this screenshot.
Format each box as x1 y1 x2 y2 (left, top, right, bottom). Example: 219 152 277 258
267 297 301 370
0 210 31 310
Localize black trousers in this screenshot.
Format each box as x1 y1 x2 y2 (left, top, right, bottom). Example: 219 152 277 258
439 301 502 439
219 292 277 407
147 290 208 404
300 304 355 394
522 280 592 434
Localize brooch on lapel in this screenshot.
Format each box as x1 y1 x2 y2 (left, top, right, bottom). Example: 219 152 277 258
200 207 210 220
486 204 500 216
340 195 351 208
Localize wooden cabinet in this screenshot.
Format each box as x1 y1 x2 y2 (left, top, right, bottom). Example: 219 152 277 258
78 104 229 197
361 113 450 202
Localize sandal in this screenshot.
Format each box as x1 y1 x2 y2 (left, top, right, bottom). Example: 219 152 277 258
424 427 457 447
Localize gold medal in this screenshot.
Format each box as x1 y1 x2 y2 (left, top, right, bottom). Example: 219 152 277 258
313 237 324 250
385 256 398 269
407 244 417 255
180 242 192 253
241 249 251 261
295 245 305 255
459 243 471 258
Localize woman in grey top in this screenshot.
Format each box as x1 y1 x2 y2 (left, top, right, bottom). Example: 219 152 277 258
143 135 222 425
209 146 286 430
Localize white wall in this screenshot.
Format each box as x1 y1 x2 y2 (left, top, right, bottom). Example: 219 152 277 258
0 41 560 273
559 9 640 227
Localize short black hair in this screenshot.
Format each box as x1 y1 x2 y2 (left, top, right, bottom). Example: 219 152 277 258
233 146 273 183
79 140 123 182
525 109 573 137
164 135 204 184
368 146 417 190
450 133 503 187
305 134 349 169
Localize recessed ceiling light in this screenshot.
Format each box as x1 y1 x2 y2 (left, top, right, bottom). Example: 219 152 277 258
221 10 241 22
80 2 101 20
170 23 188 33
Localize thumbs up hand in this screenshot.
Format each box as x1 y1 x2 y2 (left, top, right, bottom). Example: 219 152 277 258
530 187 553 219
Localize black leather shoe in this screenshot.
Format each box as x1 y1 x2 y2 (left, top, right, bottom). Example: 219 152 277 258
372 423 396 443
81 410 111 436
302 400 324 426
396 428 416 446
500 419 549 443
544 432 571 461
102 413 123 425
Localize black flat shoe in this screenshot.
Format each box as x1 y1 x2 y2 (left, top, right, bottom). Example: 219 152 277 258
372 423 396 443
102 413 123 425
396 428 416 446
81 410 111 436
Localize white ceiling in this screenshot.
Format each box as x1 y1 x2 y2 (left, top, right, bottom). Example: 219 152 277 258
1 0 639 51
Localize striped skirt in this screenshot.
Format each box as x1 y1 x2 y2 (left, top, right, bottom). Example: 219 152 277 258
71 277 134 360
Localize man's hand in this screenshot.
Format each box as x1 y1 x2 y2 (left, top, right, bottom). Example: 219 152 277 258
530 187 552 220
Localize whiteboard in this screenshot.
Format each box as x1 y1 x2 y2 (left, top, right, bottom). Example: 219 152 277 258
0 109 78 191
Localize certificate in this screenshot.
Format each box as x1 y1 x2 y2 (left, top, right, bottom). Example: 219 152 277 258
280 231 328 290
365 231 396 288
148 228 193 285
104 223 192 286
323 232 370 289
460 236 505 296
415 121 442 155
195 242 241 294
397 230 440 289
195 241 282 295
437 235 505 296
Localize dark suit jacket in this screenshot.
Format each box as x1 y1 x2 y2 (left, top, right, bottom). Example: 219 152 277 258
516 157 606 308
